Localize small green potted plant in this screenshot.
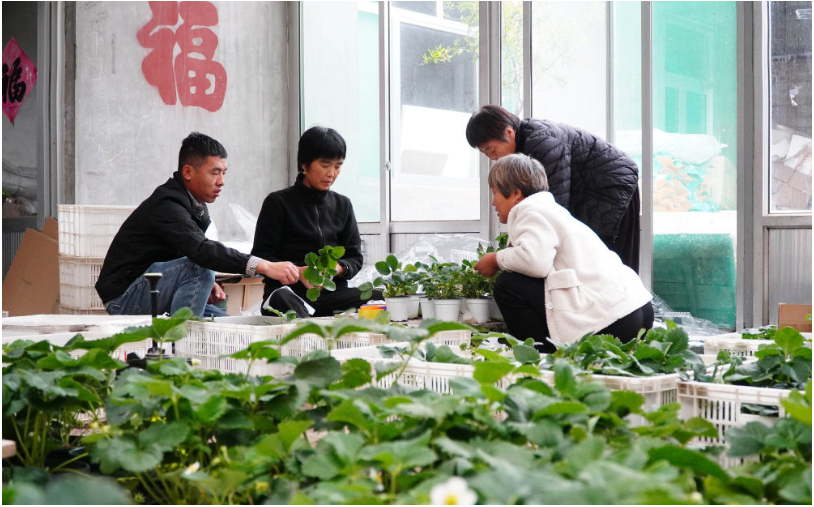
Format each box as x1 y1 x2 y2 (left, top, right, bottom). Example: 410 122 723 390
460 258 493 324
414 259 443 319
371 254 418 322
429 261 463 322
477 233 508 321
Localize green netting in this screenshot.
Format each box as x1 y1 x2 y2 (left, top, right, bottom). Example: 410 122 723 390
652 233 736 328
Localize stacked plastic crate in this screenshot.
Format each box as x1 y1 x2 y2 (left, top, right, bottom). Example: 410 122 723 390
57 205 136 315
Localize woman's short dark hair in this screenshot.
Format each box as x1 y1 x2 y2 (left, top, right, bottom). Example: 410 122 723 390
489 153 549 198
297 126 347 171
178 132 227 172
465 105 521 148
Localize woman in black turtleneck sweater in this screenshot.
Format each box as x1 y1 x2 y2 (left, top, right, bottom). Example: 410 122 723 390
252 126 378 317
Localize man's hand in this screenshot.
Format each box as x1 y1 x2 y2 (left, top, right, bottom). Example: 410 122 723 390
474 252 500 278
208 282 226 304
257 260 299 285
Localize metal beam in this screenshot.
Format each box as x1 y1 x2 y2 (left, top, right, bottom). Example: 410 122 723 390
523 1 532 119
286 2 301 188
640 2 653 290
380 1 392 252
481 1 502 242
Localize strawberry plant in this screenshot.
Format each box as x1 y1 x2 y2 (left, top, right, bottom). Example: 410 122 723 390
705 381 812 504
718 327 812 390
741 325 777 340
4 313 812 505
546 321 705 377
459 259 492 299
303 245 345 302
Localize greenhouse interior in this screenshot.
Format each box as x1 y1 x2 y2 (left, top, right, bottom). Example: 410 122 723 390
1 1 812 505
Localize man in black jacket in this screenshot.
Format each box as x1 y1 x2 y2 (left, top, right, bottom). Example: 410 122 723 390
466 105 641 273
95 132 299 317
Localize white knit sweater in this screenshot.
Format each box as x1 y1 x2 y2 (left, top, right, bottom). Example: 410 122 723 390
495 191 651 344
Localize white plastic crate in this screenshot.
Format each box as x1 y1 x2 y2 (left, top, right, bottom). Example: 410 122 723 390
703 332 812 357
2 331 153 362
58 204 136 257
179 316 378 361
177 316 294 376
327 345 514 393
2 314 152 335
339 329 471 351
59 255 105 310
177 316 473 376
329 345 679 424
59 304 109 316
594 373 680 426
678 381 793 468
396 361 513 393
534 370 682 427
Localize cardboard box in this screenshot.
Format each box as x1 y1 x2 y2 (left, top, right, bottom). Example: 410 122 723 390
41 216 58 240
778 303 813 332
2 227 59 316
222 277 265 316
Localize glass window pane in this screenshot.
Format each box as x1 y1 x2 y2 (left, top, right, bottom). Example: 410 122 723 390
393 1 436 17
302 1 380 222
390 1 480 222
651 2 738 329
2 1 39 219
612 2 641 169
769 1 812 213
531 1 607 138
501 1 523 115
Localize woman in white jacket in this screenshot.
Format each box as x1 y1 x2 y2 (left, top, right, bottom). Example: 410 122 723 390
474 153 653 352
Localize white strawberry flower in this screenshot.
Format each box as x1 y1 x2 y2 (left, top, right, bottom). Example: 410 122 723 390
429 476 477 505
182 461 200 476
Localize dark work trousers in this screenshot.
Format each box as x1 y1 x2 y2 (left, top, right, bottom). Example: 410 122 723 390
493 271 654 353
261 285 382 318
599 190 641 274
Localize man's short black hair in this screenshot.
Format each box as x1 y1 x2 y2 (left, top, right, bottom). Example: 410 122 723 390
297 126 347 171
178 132 228 172
465 105 522 148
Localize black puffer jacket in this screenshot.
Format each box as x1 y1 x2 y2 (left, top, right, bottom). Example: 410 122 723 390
516 119 639 238
251 174 363 301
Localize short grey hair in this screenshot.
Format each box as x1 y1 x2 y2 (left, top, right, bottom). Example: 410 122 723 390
488 153 549 198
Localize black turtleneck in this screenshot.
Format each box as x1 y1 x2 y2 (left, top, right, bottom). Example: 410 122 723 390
251 173 364 299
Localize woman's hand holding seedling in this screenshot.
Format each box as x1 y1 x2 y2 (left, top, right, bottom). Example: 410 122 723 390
474 252 499 278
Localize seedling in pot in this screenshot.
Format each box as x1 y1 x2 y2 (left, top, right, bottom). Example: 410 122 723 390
357 254 418 300
460 258 493 299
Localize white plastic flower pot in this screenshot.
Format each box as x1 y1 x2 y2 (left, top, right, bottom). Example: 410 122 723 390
464 297 491 324
408 295 420 319
433 299 461 322
385 296 411 322
489 297 504 321
419 297 435 320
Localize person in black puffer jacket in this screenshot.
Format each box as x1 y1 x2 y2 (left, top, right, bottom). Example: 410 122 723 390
466 105 640 273
252 126 382 317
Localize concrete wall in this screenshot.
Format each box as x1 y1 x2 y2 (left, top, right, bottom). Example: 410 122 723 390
73 1 288 239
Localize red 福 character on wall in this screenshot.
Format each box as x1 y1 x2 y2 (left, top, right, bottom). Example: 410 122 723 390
137 2 179 106
137 1 226 112
174 1 227 112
